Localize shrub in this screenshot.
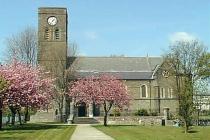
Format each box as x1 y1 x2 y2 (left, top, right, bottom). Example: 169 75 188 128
150 111 158 116
135 109 149 116
110 108 121 116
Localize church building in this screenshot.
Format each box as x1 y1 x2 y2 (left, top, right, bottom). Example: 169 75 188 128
38 7 179 121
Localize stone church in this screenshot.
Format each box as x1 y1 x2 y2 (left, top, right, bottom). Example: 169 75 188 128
38 7 178 121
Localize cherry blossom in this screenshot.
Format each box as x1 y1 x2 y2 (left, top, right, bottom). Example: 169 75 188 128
0 60 54 124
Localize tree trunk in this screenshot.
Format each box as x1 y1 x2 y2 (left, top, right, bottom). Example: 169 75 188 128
59 108 63 122
0 97 2 130
17 109 22 125
0 109 2 130
24 106 29 123
6 115 10 125
184 120 188 133
9 106 16 125
104 112 108 126
46 105 48 113
57 96 64 122
58 103 63 122
103 101 113 126
11 111 16 125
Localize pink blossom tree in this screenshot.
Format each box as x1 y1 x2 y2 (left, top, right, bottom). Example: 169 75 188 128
69 74 130 126
0 60 54 125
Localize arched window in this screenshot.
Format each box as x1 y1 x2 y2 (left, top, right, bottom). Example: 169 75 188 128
55 28 60 39
44 28 50 40
140 85 147 98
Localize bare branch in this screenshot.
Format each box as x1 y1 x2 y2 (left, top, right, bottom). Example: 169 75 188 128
5 27 37 66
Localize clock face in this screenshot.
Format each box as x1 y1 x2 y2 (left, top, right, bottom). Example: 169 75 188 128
47 16 57 26
162 70 169 78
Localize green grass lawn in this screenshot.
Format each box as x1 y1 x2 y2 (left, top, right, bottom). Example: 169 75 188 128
0 123 76 140
95 125 210 140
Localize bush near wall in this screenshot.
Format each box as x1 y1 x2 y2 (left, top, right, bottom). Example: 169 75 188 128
135 109 149 116
150 111 158 116
110 108 121 116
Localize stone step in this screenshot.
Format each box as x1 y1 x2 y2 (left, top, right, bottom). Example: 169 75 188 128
73 117 99 124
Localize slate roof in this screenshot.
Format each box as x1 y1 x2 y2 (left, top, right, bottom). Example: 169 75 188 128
67 57 163 80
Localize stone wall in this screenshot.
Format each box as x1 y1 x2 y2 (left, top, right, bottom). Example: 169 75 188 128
94 116 175 126
124 79 179 115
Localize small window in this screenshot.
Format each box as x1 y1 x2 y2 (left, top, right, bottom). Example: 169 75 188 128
44 28 50 40
160 87 165 98
55 28 60 39
140 85 147 98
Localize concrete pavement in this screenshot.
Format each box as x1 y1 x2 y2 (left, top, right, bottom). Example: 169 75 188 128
70 124 114 140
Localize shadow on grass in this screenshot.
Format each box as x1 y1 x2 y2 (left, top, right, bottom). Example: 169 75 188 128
94 125 138 128
108 125 137 126
0 136 24 140
187 130 198 133
2 123 66 131
38 121 65 124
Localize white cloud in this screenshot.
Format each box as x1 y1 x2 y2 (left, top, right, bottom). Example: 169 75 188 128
169 32 196 42
78 52 87 56
84 31 98 40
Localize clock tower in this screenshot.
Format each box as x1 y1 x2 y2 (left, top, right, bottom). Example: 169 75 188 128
38 7 67 78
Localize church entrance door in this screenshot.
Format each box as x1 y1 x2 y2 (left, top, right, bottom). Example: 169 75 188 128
78 103 86 117
93 103 100 116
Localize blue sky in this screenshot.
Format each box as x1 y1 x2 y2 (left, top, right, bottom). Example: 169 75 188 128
0 0 210 61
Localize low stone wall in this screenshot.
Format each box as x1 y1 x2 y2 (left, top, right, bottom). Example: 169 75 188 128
94 116 174 126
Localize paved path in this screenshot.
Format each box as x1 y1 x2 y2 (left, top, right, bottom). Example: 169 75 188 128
70 124 114 140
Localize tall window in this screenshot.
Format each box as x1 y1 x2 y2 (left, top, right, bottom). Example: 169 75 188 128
168 88 173 98
155 87 159 98
141 85 147 98
171 89 173 98
44 28 50 40
160 87 165 98
55 28 60 39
